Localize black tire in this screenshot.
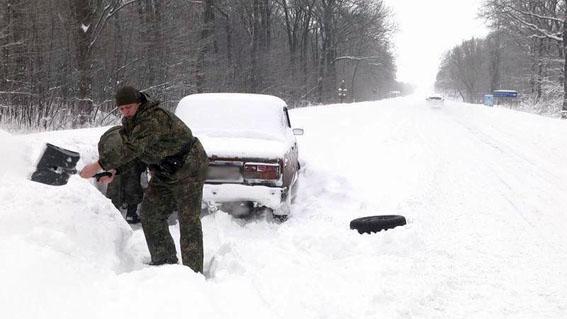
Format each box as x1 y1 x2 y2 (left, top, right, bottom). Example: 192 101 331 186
350 215 406 234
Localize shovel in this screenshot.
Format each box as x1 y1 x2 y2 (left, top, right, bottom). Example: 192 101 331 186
31 143 111 186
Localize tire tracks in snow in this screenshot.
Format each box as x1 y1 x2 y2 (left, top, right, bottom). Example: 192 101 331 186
397 103 567 315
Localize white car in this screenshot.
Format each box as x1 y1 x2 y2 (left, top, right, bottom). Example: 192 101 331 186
175 93 303 220
426 94 444 106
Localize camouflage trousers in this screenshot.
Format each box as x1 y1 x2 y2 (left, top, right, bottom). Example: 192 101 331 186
141 144 208 272
141 176 205 272
106 161 145 209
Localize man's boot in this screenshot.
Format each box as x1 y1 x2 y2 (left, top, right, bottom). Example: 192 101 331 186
149 256 178 266
125 204 140 224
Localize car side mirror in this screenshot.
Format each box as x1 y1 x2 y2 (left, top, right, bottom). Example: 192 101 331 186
293 128 304 136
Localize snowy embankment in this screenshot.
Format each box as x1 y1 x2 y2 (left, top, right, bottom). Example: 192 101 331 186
1 96 567 318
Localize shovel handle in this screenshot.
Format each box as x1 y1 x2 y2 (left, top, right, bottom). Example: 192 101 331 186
93 171 113 181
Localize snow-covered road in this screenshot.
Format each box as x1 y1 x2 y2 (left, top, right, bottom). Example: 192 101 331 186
291 97 567 317
1 96 567 318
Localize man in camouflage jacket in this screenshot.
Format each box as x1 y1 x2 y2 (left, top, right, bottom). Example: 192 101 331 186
98 125 146 224
81 86 209 272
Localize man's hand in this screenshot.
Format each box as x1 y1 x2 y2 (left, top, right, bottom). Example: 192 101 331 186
79 161 102 179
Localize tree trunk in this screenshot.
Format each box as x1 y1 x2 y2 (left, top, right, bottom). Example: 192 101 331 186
70 0 94 126
6 0 29 109
489 31 501 93
536 38 543 101
301 5 313 85
351 60 362 102
321 0 337 102
562 16 567 118
281 0 297 74
196 0 215 93
263 0 271 50
250 0 261 91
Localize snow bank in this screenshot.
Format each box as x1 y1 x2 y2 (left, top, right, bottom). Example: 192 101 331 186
2 95 567 318
0 129 28 180
0 128 136 318
1 127 277 319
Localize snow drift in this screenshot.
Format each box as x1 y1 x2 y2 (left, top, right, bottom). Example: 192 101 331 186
2 95 567 318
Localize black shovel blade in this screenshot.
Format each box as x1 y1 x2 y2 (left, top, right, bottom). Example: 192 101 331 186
31 143 80 186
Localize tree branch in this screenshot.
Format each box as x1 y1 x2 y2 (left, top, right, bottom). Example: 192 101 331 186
89 0 140 51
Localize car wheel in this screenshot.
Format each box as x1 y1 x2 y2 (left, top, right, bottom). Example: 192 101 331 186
272 190 292 222
272 214 288 223
273 201 290 217
222 201 253 217
349 215 406 234
255 206 287 223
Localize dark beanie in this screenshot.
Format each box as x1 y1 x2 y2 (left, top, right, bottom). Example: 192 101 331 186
115 86 141 106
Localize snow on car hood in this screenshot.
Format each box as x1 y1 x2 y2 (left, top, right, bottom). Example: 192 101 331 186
198 135 292 159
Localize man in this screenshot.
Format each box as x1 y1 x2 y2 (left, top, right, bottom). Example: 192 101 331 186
98 126 146 224
80 86 209 272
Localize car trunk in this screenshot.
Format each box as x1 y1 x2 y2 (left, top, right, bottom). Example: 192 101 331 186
206 157 283 187
198 136 290 159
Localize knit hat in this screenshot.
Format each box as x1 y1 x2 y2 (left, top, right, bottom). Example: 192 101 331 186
115 86 141 106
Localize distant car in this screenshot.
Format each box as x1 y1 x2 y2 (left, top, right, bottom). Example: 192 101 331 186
175 93 303 220
426 94 444 106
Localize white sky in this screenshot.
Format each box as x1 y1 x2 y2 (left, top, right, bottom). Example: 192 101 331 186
383 0 490 91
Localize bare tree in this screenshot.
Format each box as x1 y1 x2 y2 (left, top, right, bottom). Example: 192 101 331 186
0 0 401 131
436 38 487 103
482 0 567 116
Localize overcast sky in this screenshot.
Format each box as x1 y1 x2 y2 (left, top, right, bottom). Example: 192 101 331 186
382 0 490 91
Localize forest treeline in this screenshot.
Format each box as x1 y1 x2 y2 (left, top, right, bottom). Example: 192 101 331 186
435 0 567 117
0 0 410 130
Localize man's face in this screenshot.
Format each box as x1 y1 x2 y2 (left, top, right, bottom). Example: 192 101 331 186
118 103 140 119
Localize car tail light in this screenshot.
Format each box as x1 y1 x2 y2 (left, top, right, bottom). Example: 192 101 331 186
243 163 280 180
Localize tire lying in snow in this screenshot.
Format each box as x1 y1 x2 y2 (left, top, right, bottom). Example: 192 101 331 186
350 215 406 234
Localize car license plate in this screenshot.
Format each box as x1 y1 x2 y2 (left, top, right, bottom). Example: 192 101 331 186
207 165 242 182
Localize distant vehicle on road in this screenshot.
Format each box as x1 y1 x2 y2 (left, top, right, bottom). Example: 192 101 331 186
426 94 444 106
175 93 303 221
387 90 401 98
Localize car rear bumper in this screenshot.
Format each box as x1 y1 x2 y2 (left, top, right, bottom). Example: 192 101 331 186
203 183 286 209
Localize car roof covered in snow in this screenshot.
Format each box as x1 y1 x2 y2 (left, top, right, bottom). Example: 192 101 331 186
178 93 287 110
175 93 289 140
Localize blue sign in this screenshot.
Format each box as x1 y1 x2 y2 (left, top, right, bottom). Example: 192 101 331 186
484 94 494 106
493 90 518 98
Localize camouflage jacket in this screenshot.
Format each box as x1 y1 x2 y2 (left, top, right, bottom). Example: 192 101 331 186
99 97 194 175
98 125 146 175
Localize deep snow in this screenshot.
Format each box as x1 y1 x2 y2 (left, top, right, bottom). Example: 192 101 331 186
1 96 567 318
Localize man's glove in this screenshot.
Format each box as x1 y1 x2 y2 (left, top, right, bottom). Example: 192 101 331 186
94 171 113 181
159 155 185 175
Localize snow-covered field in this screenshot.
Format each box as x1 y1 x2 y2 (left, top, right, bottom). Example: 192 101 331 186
1 96 567 318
